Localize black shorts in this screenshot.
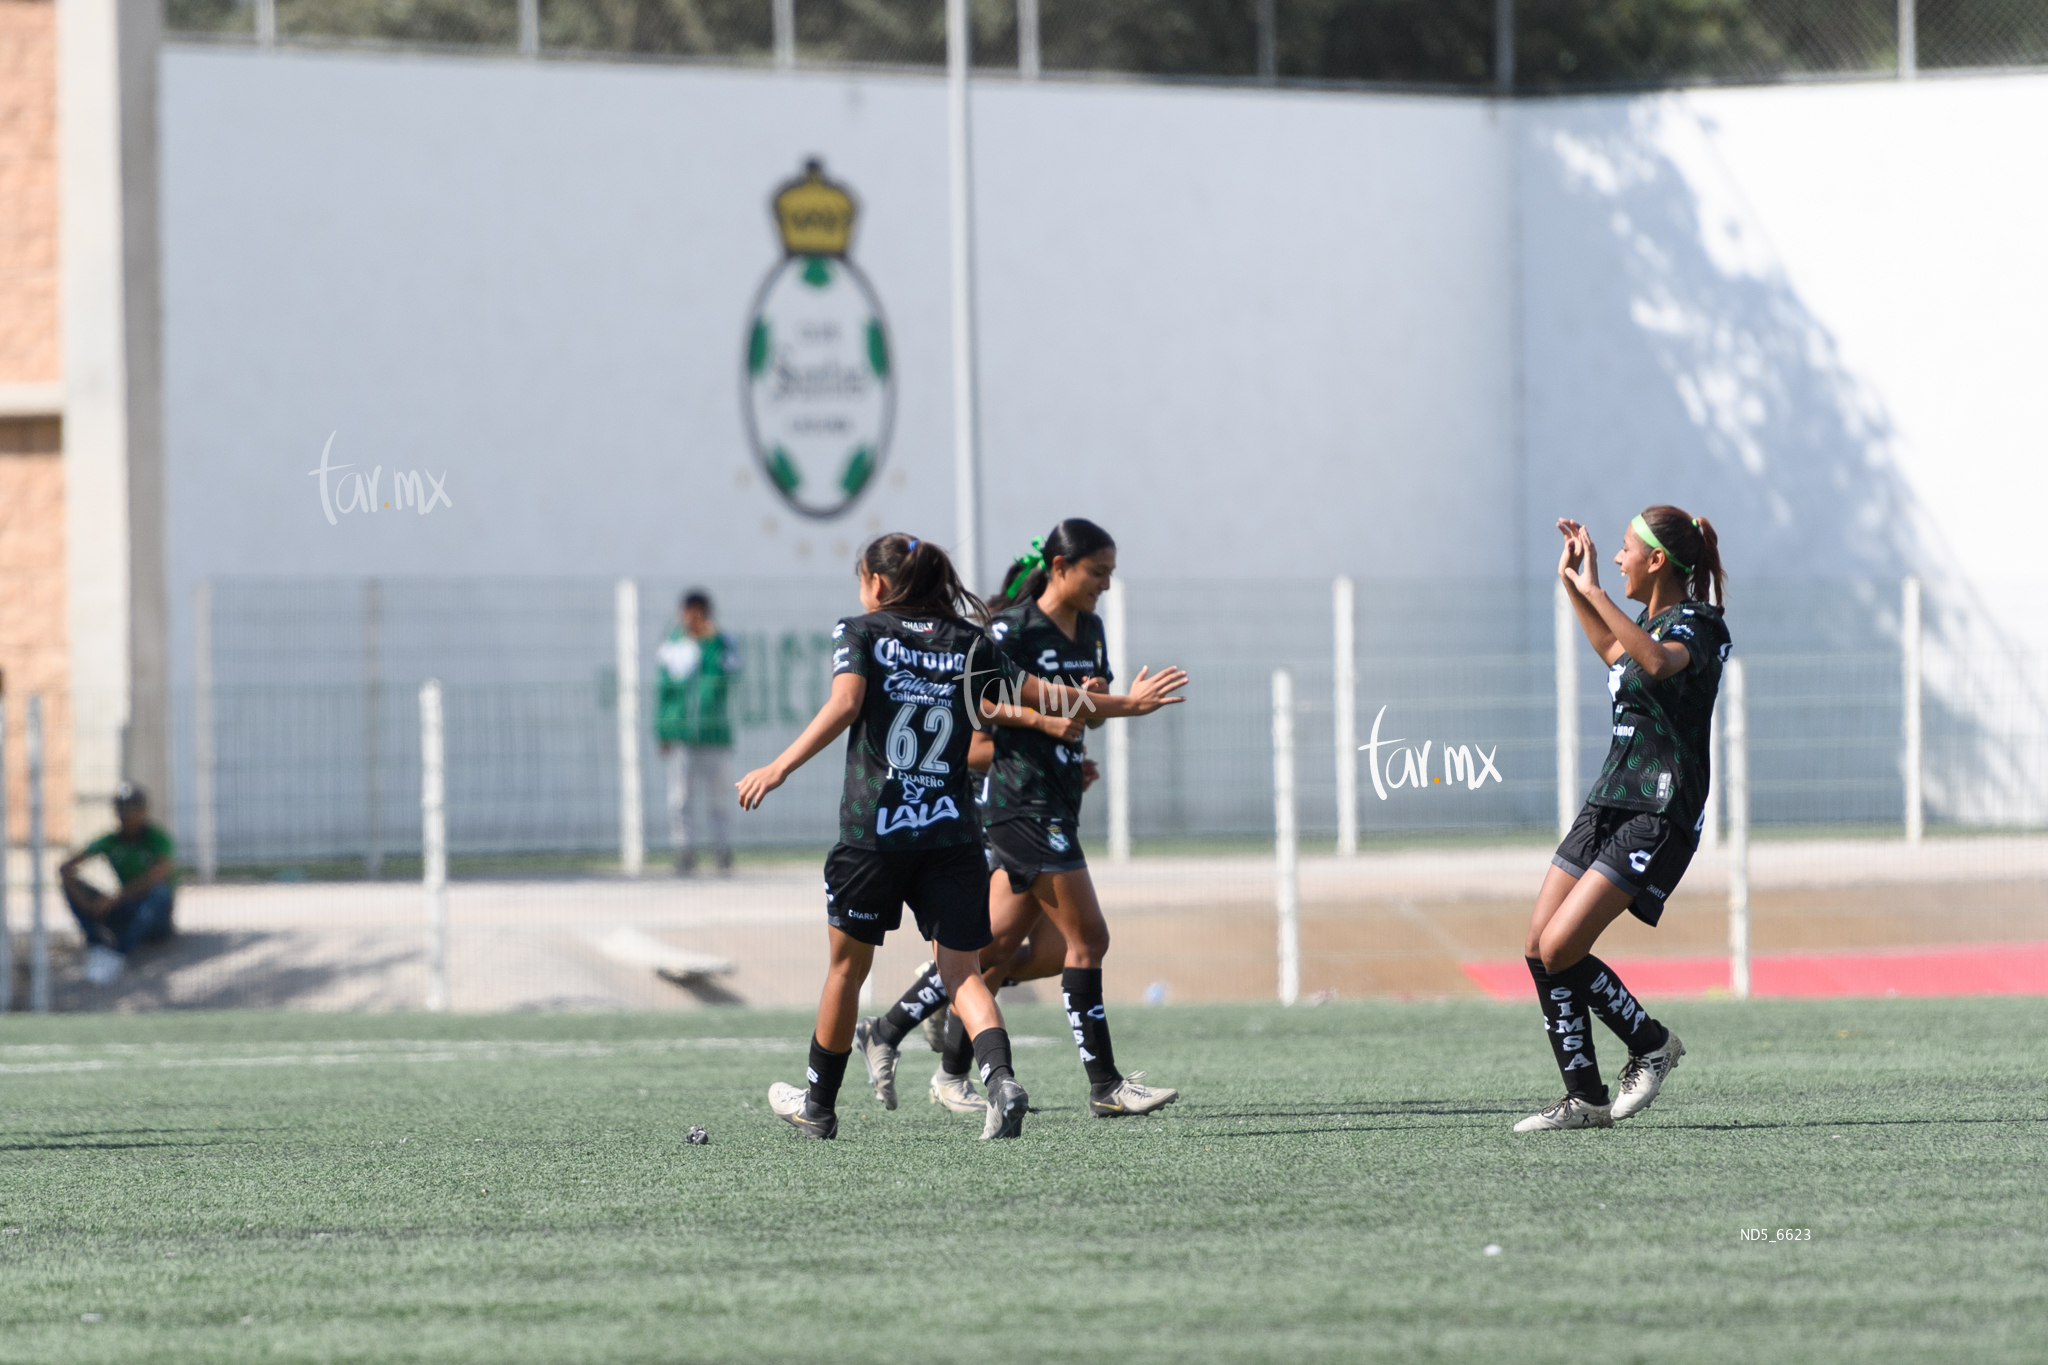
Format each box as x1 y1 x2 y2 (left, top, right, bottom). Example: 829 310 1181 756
1553 803 1698 927
985 815 1087 895
823 841 993 951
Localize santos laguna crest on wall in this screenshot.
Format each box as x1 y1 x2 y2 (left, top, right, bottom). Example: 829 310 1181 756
742 159 895 521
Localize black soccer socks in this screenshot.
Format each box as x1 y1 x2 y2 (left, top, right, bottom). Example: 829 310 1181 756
1555 954 1670 1057
1527 957 1609 1106
941 1010 974 1077
806 1036 850 1113
876 961 948 1048
970 1026 1015 1089
1060 967 1120 1087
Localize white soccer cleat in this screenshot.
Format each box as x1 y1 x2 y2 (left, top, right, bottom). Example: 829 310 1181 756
1088 1072 1180 1118
1612 1032 1685 1120
920 1004 952 1054
928 1067 988 1114
82 945 124 986
1513 1094 1614 1132
767 1081 836 1139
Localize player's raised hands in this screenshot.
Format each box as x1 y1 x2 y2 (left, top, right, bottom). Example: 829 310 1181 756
1556 519 1600 595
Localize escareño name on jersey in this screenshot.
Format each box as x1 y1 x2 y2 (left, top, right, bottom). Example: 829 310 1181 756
1587 600 1732 828
983 598 1111 827
831 611 1022 850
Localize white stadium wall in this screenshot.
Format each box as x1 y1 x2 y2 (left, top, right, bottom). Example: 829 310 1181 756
157 49 2048 728
158 47 1519 652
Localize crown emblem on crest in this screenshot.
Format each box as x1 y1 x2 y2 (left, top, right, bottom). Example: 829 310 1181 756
773 159 857 257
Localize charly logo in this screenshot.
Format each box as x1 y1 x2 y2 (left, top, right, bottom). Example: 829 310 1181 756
742 159 894 520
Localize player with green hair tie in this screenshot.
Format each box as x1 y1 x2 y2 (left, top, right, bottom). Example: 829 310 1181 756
1518 505 1728 1132
853 519 1192 1120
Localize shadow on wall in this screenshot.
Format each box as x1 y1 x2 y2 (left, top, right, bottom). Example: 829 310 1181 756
1518 94 1943 591
1518 97 2047 824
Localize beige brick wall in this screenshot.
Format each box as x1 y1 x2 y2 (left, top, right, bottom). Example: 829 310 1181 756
0 1 70 844
1 0 59 385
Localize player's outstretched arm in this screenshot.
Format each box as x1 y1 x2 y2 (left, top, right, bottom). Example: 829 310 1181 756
1078 665 1189 720
736 673 864 809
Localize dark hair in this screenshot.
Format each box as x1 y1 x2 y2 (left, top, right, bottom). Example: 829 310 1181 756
999 518 1116 606
114 782 148 810
858 533 988 624
681 590 712 615
1639 505 1725 606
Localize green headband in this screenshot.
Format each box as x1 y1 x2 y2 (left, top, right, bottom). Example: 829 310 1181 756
1631 514 1694 575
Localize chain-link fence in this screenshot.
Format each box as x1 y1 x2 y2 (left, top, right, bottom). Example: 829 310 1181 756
163 0 2048 85
8 574 2047 1013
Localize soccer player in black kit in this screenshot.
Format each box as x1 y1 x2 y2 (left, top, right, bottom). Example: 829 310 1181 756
851 519 1190 1119
1519 505 1729 1131
738 533 1079 1140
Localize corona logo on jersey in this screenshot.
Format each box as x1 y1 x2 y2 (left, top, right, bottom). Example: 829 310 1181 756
742 159 895 520
1359 706 1504 800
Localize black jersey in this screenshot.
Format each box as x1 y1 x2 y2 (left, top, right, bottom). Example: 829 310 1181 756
1587 601 1731 823
830 610 1021 851
983 599 1111 826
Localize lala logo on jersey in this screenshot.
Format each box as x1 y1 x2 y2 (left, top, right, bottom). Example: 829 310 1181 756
877 796 962 835
743 159 895 520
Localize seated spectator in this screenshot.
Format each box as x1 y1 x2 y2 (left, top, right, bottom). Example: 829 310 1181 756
60 783 177 985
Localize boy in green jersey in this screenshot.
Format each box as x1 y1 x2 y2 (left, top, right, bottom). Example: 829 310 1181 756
60 783 177 985
656 590 743 873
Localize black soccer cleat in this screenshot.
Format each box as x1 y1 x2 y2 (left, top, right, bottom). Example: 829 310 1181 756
979 1076 1029 1140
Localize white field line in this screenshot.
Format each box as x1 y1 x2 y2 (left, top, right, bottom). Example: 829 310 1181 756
0 1034 1057 1075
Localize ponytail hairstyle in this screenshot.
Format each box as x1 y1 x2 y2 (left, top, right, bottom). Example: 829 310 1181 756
999 518 1117 606
1638 505 1725 607
858 533 990 625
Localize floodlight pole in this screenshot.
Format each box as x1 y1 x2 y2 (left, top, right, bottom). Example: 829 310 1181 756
1495 0 1515 93
947 0 984 592
1898 0 1916 79
419 680 448 1013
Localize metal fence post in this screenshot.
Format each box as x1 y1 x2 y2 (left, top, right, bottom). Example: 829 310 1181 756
1902 576 1923 843
948 0 985 594
364 579 384 878
773 0 795 69
518 0 539 57
420 680 448 1013
616 579 644 876
1701 693 1721 853
1105 582 1131 864
193 580 217 882
255 0 276 47
1554 580 1579 840
1333 575 1356 856
1017 0 1039 79
1255 0 1276 82
1898 0 1917 78
27 695 48 1013
1273 669 1299 1006
1725 659 1749 1000
0 699 10 1012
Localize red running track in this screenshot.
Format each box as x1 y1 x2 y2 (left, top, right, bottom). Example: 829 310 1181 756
1460 941 2048 1000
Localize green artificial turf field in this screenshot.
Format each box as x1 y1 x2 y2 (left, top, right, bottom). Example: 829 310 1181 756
2 999 2043 1364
